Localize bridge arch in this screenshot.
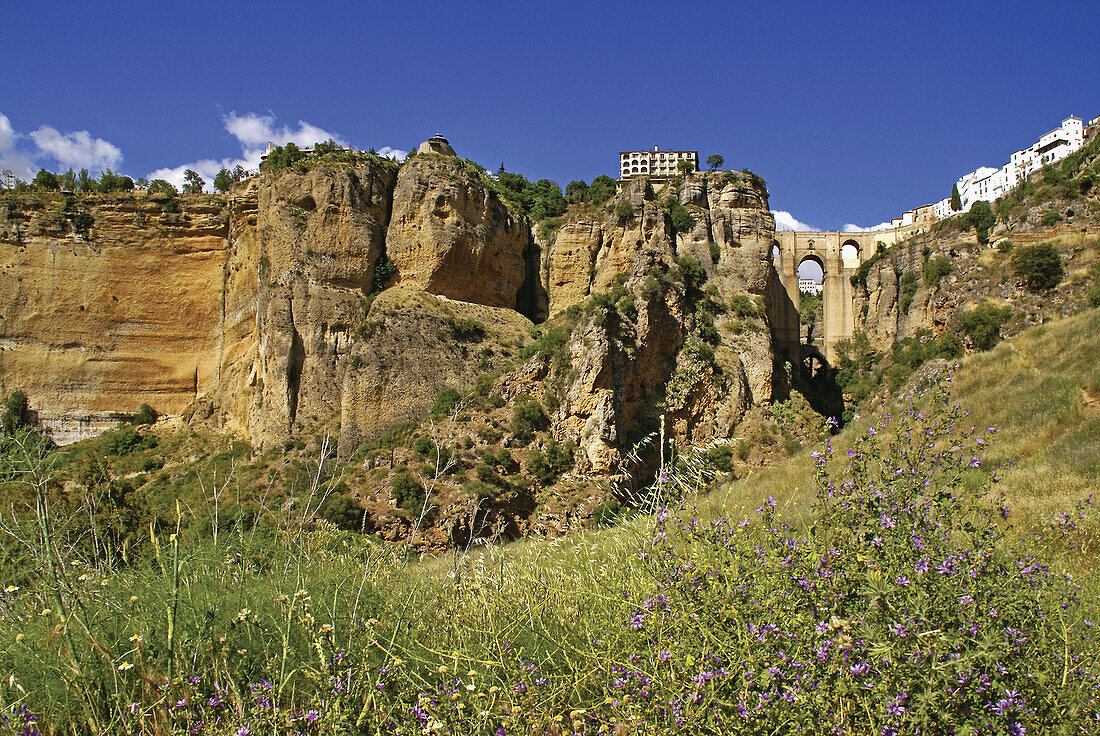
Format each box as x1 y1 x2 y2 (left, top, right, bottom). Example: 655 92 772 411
841 239 860 265
769 230 878 363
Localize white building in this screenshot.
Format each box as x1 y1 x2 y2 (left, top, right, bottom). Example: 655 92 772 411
941 116 1086 216
798 278 823 295
620 147 698 179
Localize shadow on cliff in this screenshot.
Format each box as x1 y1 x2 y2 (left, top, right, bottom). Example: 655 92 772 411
773 344 846 427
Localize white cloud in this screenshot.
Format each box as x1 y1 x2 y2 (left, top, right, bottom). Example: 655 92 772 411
0 113 35 180
147 158 235 193
1 112 125 180
842 221 893 232
222 112 347 150
29 126 122 171
152 112 373 192
772 210 818 232
376 146 407 161
0 114 14 152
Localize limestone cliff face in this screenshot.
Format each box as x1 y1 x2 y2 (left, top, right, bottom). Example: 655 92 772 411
0 160 778 514
0 193 228 443
386 156 529 309
239 161 397 449
520 171 776 476
337 287 532 457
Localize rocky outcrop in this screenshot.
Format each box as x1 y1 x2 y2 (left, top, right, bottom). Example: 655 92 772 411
0 153 780 542
516 171 777 478
337 287 532 457
0 192 229 443
386 155 530 309
239 160 398 449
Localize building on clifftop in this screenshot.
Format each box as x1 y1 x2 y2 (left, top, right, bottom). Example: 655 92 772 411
417 134 457 157
619 147 698 180
933 116 1087 218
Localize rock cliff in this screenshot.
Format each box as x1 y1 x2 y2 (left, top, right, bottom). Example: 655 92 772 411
0 147 780 543
386 156 530 310
0 192 228 442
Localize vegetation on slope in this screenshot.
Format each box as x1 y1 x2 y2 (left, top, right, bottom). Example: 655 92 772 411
2 305 1100 733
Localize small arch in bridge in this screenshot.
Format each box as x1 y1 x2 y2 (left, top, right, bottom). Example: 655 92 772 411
797 255 824 348
841 240 860 266
797 254 824 283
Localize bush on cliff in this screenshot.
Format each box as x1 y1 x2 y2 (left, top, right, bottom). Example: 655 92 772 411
1011 242 1063 292
390 468 424 512
922 255 952 289
510 398 548 445
958 301 1011 350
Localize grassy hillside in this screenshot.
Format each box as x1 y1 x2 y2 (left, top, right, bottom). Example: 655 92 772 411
2 310 1100 734
724 307 1100 532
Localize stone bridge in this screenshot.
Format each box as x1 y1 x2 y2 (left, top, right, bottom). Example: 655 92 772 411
768 225 922 364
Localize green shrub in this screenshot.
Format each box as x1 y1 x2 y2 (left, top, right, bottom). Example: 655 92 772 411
695 308 720 345
1011 242 1063 291
702 444 735 472
510 400 548 445
728 293 758 319
482 447 519 475
450 317 485 341
99 424 156 456
1088 283 1100 308
922 256 952 289
526 438 574 485
664 197 694 234
1040 209 1063 227
317 493 364 531
708 241 721 264
1 390 31 435
472 373 497 398
617 293 637 321
958 302 1012 350
520 324 572 363
412 435 435 457
430 388 462 417
614 199 634 221
132 404 158 425
675 254 707 296
390 469 424 512
592 499 622 527
899 272 920 313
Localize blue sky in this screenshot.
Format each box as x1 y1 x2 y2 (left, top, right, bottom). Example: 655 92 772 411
1 1 1096 231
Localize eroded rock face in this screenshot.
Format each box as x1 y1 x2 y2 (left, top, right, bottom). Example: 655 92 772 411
0 193 229 443
0 162 779 520
337 287 532 458
536 171 776 426
386 156 529 309
241 161 397 449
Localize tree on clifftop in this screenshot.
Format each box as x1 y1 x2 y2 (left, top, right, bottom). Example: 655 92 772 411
706 154 724 171
182 169 205 194
951 183 961 212
565 180 588 204
214 169 231 193
32 169 60 191
587 175 617 205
